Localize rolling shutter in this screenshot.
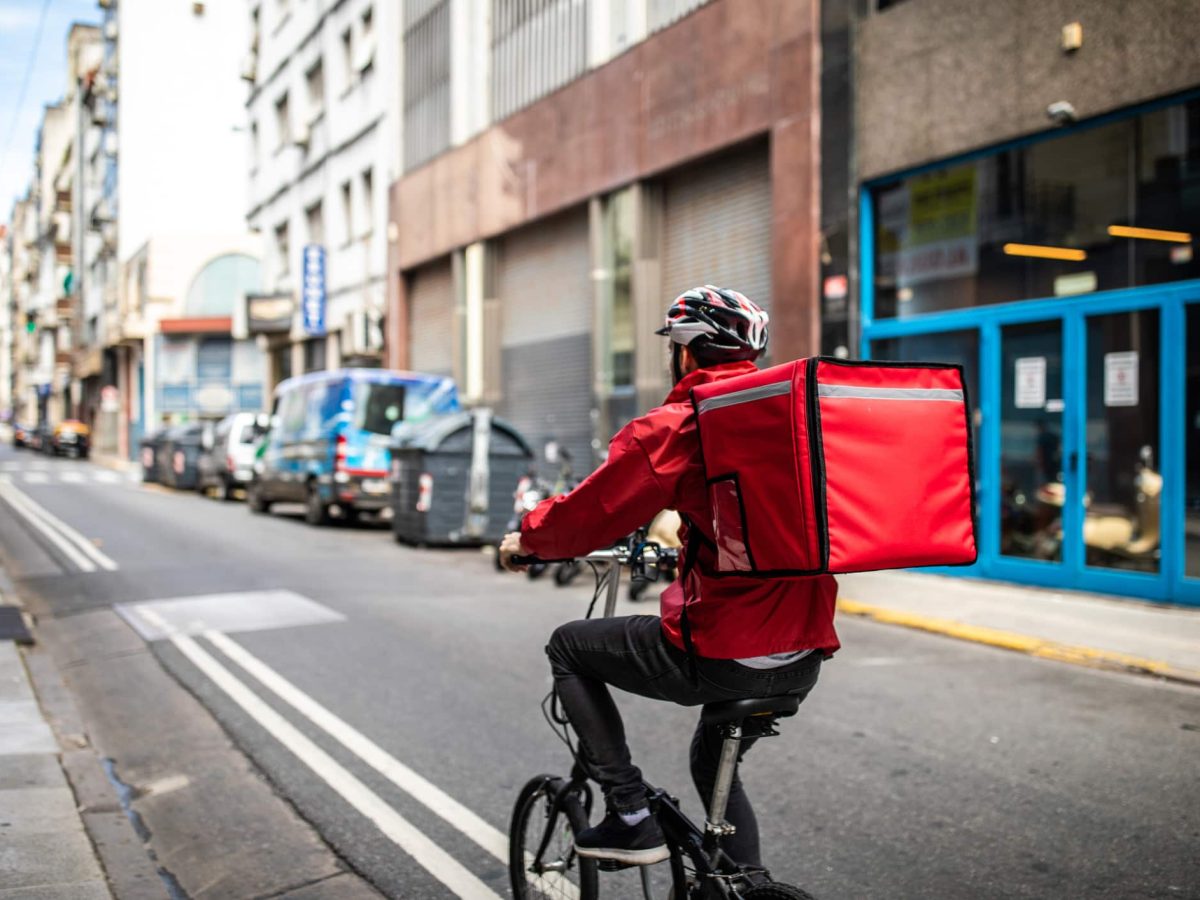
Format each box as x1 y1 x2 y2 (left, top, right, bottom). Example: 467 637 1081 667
495 206 594 474
408 258 456 378
662 143 772 313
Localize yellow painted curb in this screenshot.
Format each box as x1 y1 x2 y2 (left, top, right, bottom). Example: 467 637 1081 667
837 598 1200 687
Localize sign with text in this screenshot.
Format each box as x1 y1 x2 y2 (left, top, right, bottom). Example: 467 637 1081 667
1104 351 1138 407
301 244 326 336
1014 356 1046 409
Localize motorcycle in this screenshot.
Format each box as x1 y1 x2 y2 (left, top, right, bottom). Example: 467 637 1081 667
493 441 578 578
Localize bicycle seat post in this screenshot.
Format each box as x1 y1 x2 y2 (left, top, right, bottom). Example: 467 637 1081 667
704 722 741 843
601 559 621 618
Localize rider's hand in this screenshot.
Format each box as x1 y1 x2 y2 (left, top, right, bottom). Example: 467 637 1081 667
499 531 530 573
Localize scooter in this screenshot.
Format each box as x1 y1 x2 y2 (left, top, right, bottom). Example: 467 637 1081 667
492 441 578 577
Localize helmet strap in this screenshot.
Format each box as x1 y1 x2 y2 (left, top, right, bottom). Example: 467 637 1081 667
671 342 685 385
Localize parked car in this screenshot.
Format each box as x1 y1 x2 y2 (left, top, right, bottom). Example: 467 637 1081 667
12 423 31 448
50 419 91 458
248 369 459 526
197 412 267 501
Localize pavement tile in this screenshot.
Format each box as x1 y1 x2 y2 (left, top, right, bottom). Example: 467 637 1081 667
0 831 107 891
0 788 84 832
0 883 112 900
0 755 66 792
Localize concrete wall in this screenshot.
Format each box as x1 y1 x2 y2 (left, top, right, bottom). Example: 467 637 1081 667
857 0 1200 180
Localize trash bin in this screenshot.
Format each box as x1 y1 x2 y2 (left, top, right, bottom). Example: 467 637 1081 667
159 422 209 491
390 409 533 546
140 429 167 483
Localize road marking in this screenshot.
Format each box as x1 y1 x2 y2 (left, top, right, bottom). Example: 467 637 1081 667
131 609 504 900
23 472 49 484
205 630 580 899
0 481 118 572
92 471 120 484
0 483 97 572
58 471 85 484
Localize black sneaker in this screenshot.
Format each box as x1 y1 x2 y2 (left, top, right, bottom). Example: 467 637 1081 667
574 810 670 865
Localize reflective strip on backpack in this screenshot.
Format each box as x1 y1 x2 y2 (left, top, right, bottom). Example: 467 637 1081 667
817 385 964 402
696 380 791 415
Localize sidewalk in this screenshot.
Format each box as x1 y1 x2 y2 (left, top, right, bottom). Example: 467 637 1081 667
0 638 113 899
838 570 1200 686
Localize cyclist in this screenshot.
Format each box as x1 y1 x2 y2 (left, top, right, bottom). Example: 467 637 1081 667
500 286 839 869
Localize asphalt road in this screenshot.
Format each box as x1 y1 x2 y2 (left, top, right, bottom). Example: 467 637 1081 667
1 445 1197 900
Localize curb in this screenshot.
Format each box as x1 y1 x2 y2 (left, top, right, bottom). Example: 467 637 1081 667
837 598 1200 688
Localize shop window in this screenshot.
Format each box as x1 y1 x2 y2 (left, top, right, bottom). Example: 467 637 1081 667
197 338 233 382
873 98 1200 319
1187 305 1200 579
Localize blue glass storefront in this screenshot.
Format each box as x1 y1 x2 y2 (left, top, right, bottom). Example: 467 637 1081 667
860 94 1200 606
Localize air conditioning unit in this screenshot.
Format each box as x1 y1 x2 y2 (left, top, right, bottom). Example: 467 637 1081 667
292 122 311 149
240 54 257 83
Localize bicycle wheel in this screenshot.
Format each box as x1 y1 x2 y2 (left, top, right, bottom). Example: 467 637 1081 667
742 883 818 900
509 774 598 900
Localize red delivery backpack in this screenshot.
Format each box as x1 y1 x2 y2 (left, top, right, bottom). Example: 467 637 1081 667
690 357 977 575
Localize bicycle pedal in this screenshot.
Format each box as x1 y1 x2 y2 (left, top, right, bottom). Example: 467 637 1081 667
597 859 635 872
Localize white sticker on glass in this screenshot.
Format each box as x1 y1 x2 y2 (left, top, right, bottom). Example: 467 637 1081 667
1014 357 1046 409
1104 351 1139 407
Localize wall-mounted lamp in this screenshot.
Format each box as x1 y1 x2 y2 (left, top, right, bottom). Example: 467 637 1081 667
1003 243 1087 262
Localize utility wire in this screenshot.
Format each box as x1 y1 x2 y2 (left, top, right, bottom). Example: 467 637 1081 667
1 0 57 185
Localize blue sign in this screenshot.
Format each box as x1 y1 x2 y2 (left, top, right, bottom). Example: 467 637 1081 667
301 244 326 336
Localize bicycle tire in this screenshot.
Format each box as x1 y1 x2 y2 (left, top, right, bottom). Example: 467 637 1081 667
742 882 818 900
509 775 599 900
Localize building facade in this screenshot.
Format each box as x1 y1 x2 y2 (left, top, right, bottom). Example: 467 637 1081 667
101 0 266 455
388 0 823 472
853 0 1200 605
244 0 401 389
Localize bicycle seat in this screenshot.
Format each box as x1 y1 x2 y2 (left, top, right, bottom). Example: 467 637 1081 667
701 694 801 725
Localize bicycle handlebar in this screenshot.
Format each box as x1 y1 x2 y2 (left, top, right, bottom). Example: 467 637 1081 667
511 546 676 568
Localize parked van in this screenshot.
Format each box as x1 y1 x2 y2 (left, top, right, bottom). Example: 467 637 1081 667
197 412 268 500
247 369 458 525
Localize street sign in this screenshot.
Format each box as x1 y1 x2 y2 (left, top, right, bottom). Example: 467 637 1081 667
301 244 326 336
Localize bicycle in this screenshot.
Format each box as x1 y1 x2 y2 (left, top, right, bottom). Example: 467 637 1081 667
507 539 817 900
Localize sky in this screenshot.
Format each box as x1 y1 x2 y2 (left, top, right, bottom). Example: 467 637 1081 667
0 0 100 223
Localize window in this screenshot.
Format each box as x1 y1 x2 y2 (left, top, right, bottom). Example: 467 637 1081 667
404 0 450 169
196 338 233 381
305 58 324 120
341 27 354 87
340 180 354 246
274 92 290 148
303 337 326 373
249 120 259 169
305 200 325 247
872 98 1200 319
361 5 374 36
358 6 375 76
360 168 374 237
274 222 290 278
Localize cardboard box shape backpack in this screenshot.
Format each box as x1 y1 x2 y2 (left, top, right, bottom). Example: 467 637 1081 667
690 357 977 575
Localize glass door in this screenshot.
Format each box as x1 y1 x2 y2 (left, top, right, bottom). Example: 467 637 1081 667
998 321 1066 564
1080 309 1162 575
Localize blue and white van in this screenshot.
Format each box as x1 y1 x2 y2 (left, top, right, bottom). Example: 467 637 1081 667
248 369 459 525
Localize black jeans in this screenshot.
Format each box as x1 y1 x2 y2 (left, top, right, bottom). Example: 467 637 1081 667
545 615 821 866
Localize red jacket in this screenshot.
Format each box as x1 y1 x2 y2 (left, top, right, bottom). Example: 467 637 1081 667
520 362 840 659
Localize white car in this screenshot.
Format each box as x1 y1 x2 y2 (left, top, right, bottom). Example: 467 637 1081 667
197 412 267 501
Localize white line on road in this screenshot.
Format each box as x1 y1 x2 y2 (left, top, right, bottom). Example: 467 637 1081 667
22 472 49 484
58 471 85 484
0 481 118 572
132 609 504 900
205 630 580 899
92 471 120 484
0 483 97 572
